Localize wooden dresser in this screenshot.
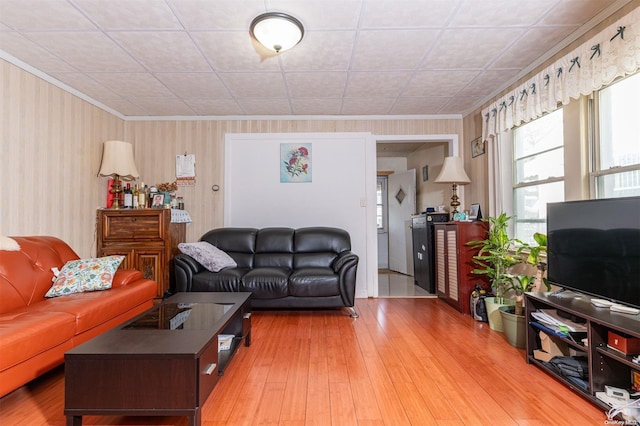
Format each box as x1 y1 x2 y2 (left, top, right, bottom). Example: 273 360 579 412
434 221 489 315
96 208 186 298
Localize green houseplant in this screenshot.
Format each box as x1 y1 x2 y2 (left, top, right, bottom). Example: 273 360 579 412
467 213 523 331
524 232 548 293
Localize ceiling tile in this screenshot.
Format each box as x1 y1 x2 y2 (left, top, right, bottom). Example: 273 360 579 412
50 72 122 99
291 98 344 115
391 96 450 114
540 0 614 25
423 28 525 69
155 73 231 99
279 31 356 71
192 31 281 72
342 97 396 114
286 72 347 98
75 0 182 29
129 97 195 115
23 32 144 72
89 73 175 98
352 29 440 70
0 0 96 30
450 0 559 26
270 0 363 28
220 73 288 98
403 70 480 97
236 98 292 115
110 31 211 72
439 96 483 114
361 0 459 27
462 69 521 97
346 71 413 97
170 0 264 29
0 32 76 72
184 98 244 115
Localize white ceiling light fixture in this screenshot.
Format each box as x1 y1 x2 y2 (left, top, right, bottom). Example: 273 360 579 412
250 12 304 53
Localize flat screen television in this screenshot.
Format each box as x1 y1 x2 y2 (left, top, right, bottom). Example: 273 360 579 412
546 196 640 309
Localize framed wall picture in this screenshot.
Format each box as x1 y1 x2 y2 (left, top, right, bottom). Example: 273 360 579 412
471 137 485 158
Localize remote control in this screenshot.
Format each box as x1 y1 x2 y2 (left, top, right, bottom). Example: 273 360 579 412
610 304 640 315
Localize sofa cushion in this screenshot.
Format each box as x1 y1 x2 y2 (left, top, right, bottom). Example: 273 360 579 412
178 241 237 272
242 268 289 299
31 280 156 334
191 269 246 292
289 268 340 297
45 256 124 298
0 309 76 371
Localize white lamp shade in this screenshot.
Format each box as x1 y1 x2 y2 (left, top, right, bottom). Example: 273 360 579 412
97 140 140 181
250 12 304 53
434 156 471 184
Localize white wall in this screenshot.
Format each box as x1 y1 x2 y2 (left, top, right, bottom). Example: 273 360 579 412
225 132 376 298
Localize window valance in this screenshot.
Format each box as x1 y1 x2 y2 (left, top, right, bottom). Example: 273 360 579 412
482 6 639 141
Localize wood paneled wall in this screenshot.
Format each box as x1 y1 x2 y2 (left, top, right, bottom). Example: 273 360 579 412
1 59 124 257
2 59 465 256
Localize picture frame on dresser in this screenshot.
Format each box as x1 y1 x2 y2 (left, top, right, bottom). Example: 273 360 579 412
152 194 164 208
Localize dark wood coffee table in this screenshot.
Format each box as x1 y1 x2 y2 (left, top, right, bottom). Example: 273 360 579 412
64 292 252 426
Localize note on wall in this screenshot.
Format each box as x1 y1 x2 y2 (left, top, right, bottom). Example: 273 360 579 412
176 154 196 186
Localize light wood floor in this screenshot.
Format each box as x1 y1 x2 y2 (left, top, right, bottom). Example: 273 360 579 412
0 298 606 425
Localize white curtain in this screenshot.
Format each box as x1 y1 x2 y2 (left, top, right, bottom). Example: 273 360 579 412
482 6 640 141
482 6 639 217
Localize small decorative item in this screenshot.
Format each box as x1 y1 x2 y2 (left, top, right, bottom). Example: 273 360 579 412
469 203 482 220
422 165 429 181
281 143 312 183
151 194 165 208
471 137 486 158
395 187 406 204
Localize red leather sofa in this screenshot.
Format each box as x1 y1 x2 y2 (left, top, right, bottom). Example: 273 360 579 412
0 236 157 397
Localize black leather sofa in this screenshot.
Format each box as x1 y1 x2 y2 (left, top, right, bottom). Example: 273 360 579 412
171 227 359 317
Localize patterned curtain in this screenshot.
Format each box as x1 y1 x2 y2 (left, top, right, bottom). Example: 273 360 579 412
482 6 640 142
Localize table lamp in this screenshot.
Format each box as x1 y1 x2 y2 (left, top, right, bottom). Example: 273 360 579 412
97 140 140 209
434 156 471 215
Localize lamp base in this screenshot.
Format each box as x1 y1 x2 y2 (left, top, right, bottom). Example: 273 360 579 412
450 182 461 214
109 175 123 209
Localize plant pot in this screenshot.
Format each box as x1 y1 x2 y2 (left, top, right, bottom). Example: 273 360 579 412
484 297 515 332
499 305 526 348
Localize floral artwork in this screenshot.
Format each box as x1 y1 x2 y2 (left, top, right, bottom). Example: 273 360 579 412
280 143 312 183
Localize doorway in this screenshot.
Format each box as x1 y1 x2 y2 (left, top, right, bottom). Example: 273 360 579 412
375 135 459 298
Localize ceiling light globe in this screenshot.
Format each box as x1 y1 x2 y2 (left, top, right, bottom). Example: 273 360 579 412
250 12 304 53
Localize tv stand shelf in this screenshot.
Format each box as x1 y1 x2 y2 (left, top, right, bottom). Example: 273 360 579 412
525 292 640 410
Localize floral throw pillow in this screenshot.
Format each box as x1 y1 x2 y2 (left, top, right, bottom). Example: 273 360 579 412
45 256 124 298
178 242 237 272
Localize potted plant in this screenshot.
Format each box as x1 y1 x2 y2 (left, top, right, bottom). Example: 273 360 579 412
499 273 552 348
524 232 548 292
467 213 522 331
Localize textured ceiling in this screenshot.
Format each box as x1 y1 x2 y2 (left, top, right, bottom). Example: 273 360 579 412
0 0 630 118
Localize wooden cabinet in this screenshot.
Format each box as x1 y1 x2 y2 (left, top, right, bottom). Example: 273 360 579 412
434 222 489 315
97 209 186 298
525 292 640 412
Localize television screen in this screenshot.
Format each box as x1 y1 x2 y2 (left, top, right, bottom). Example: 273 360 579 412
546 197 640 308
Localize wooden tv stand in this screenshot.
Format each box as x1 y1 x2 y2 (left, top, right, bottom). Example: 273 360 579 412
525 292 640 411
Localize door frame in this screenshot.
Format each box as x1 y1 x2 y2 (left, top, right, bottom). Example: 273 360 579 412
369 134 460 297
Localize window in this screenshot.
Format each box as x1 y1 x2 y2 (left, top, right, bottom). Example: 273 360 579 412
591 72 640 198
376 176 388 232
513 109 565 244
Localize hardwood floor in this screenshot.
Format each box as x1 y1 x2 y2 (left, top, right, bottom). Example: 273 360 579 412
0 298 606 425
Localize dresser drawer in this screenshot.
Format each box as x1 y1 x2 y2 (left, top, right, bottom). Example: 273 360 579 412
101 211 165 241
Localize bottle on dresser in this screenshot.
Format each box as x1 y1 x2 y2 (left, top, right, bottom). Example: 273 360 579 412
123 183 133 208
133 184 140 209
138 182 147 209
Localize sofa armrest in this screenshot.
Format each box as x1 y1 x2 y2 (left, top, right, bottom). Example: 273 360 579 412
332 251 359 273
110 270 143 289
172 254 206 292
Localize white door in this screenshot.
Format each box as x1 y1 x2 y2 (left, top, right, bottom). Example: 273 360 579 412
388 169 416 275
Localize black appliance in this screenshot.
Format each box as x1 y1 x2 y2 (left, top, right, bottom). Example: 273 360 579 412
412 212 449 293
547 196 640 308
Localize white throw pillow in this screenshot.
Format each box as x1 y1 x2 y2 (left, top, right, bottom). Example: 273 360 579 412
178 241 237 272
0 236 20 251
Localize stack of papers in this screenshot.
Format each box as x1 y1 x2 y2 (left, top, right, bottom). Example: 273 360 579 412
530 309 587 342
